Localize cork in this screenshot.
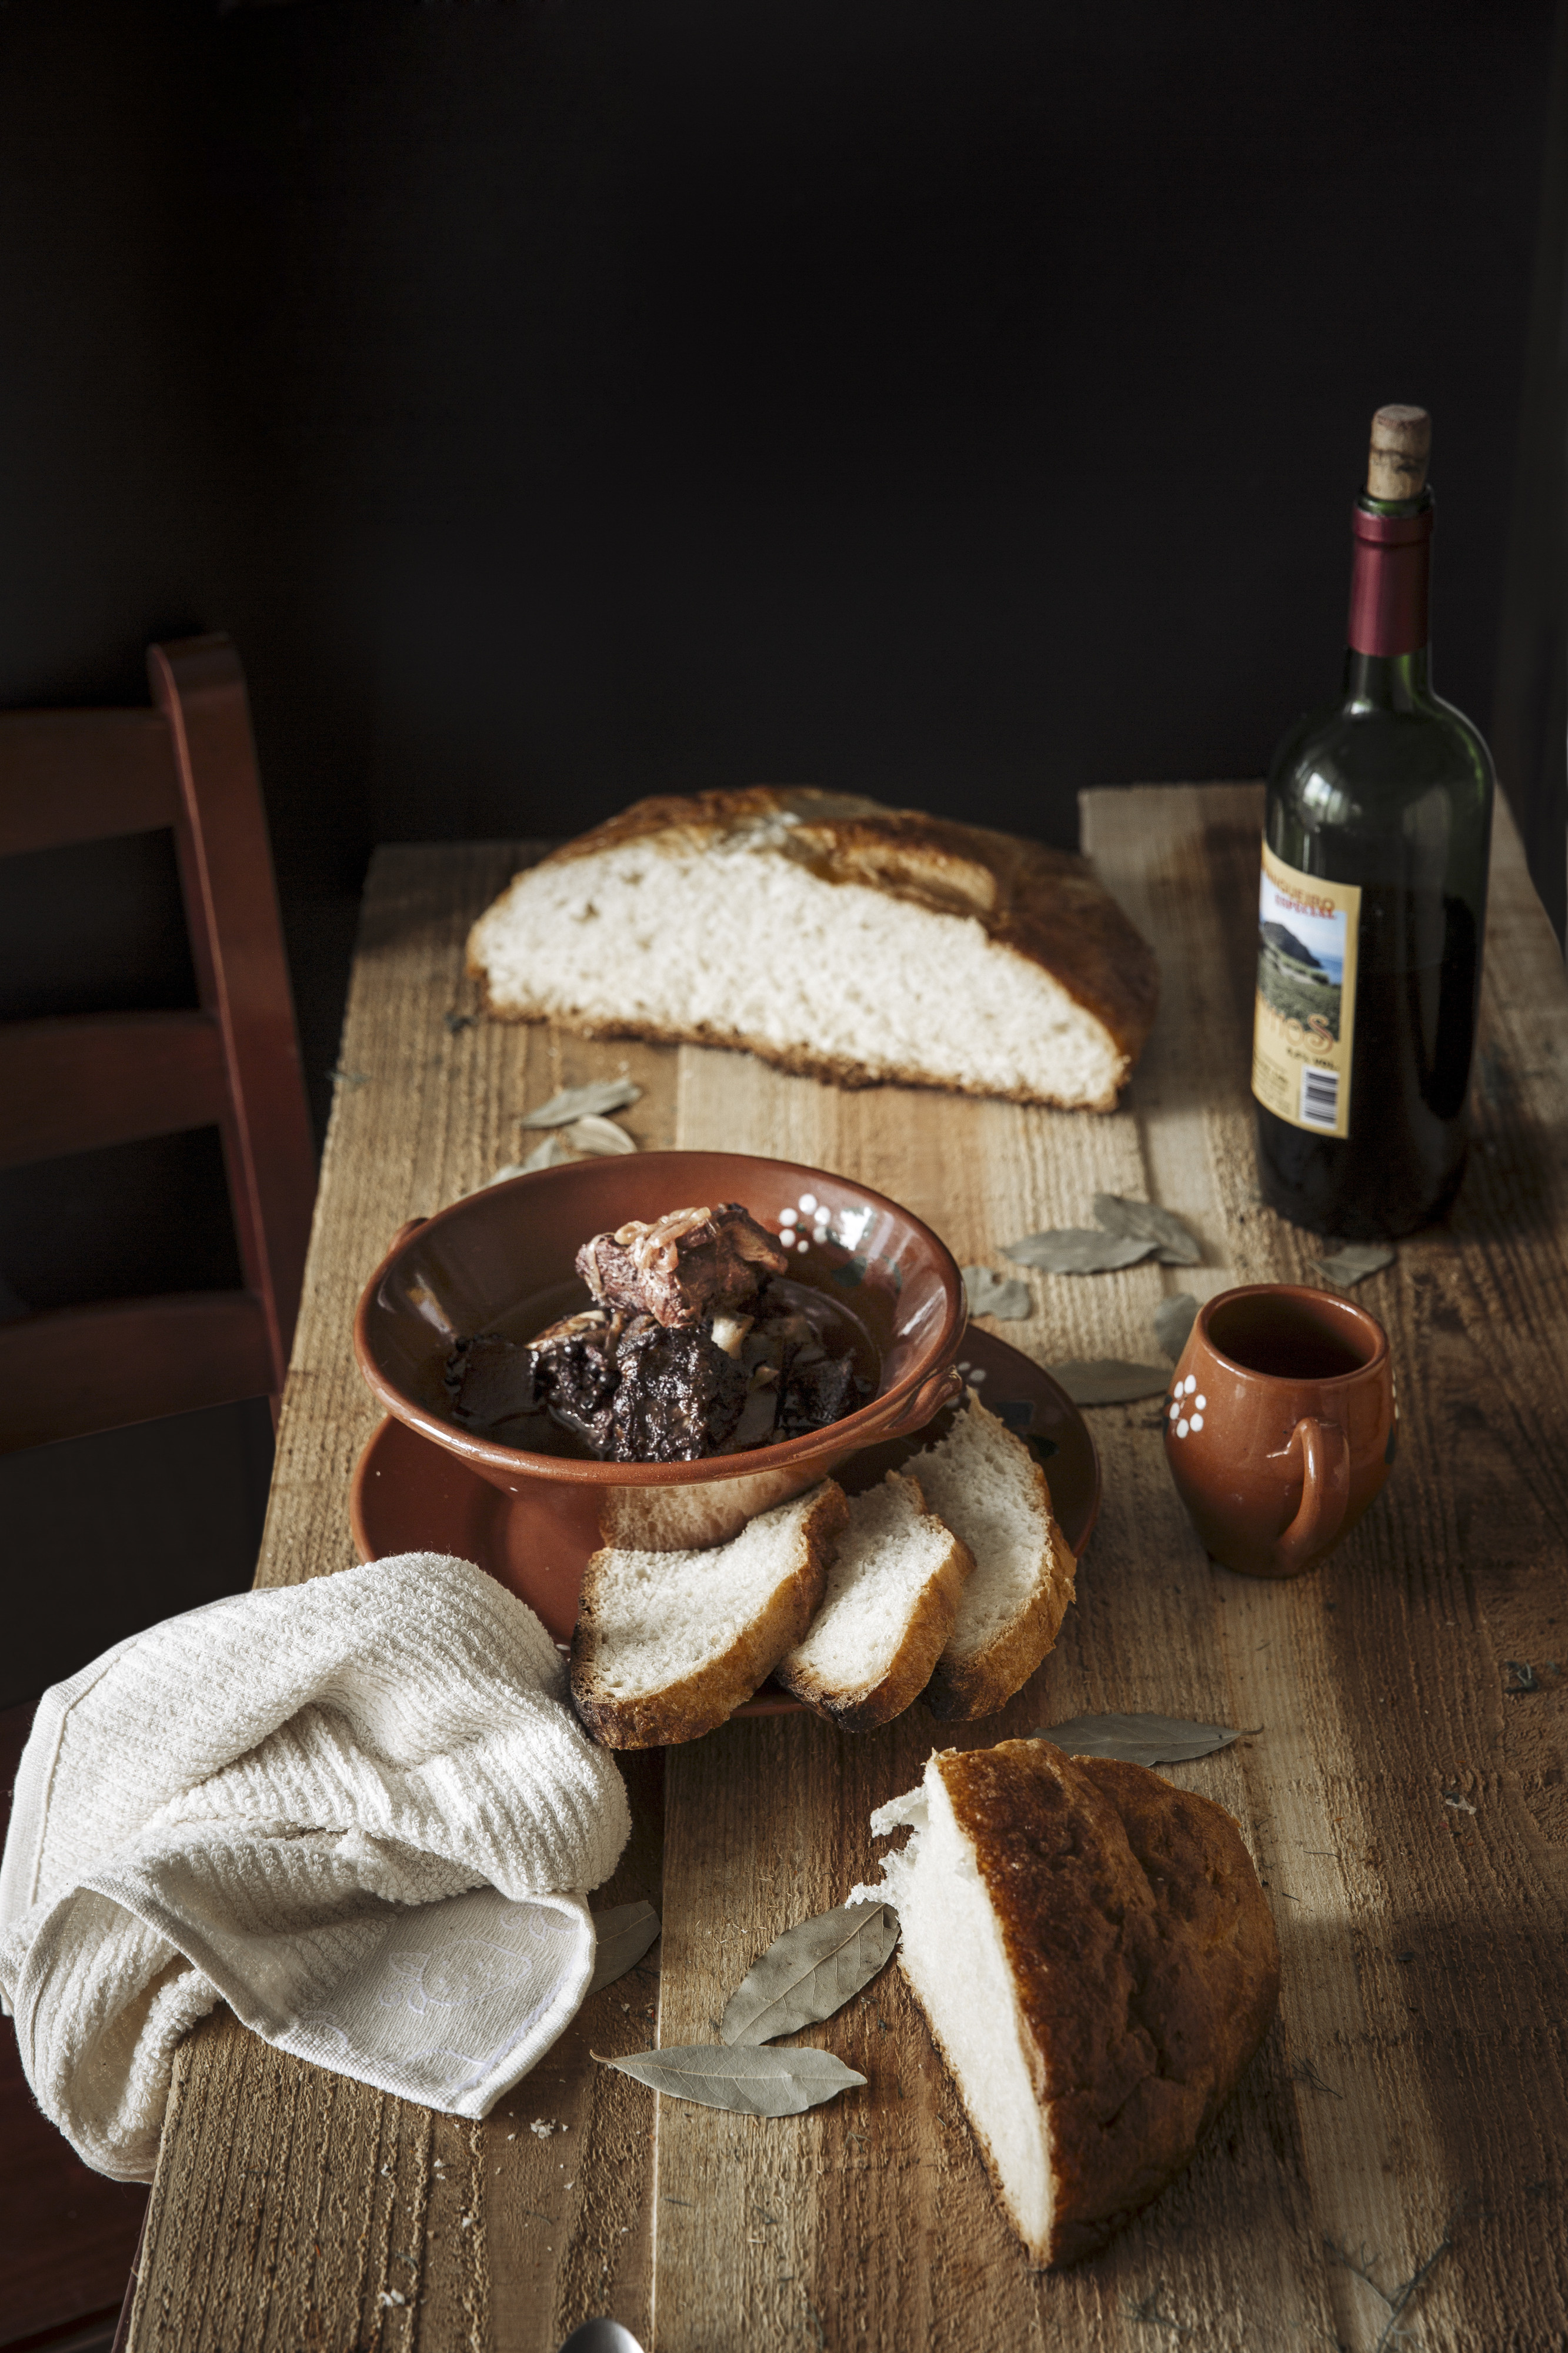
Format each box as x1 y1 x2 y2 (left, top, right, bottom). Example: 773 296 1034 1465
1366 404 1431 500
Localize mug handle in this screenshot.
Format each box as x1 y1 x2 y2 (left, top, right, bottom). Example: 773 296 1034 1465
1270 1416 1350 1576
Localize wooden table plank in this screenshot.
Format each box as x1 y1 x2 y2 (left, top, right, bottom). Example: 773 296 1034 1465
655 802 1342 2353
126 791 1568 2352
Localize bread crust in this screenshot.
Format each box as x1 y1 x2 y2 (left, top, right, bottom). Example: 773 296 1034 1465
468 787 1159 1111
570 1480 848 1748
929 1739 1280 2266
775 1479 975 1731
923 1512 1076 1721
920 1428 1077 1721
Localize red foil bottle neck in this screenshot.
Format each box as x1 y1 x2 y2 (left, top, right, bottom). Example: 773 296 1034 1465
1347 500 1432 658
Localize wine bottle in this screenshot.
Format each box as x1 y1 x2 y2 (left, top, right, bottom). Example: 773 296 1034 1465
1252 404 1494 1240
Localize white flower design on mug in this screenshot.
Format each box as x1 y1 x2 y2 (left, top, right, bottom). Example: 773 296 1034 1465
1167 1372 1207 1441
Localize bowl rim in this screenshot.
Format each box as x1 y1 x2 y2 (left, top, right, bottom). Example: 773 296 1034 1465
353 1147 968 1487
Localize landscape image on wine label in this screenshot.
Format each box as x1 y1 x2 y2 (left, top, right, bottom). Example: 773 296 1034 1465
1256 876 1345 1044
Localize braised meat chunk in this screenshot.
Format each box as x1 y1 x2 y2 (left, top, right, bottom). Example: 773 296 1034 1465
576 1202 788 1328
446 1312 625 1449
443 1332 539 1435
780 1346 859 1437
443 1201 871 1463
606 1320 749 1461
526 1308 623 1454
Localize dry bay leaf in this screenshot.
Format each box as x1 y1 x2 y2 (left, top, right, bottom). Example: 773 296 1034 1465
1093 1194 1203 1267
595 2044 865 2117
521 1078 642 1129
1154 1292 1199 1362
1047 1358 1171 1405
720 1901 899 2046
1001 1231 1158 1275
1312 1240 1395 1287
492 1116 638 1182
588 1901 661 1996
1034 1711 1252 1767
961 1265 1032 1321
521 1131 572 1174
566 1114 638 1156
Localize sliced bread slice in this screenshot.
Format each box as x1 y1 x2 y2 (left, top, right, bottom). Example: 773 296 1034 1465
855 1740 1279 2266
571 1479 848 1748
909 1392 1076 1719
774 1471 975 1731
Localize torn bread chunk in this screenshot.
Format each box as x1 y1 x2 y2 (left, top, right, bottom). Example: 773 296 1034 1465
856 1741 1279 2266
570 1481 848 1747
775 1471 974 1731
467 788 1159 1111
909 1392 1076 1719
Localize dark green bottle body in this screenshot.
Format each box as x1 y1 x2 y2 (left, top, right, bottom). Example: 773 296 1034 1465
1253 500 1494 1240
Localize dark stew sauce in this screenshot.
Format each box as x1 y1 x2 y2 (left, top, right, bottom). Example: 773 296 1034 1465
441 1202 878 1464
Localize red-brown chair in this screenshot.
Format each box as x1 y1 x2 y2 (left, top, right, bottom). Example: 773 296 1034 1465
0 634 316 2351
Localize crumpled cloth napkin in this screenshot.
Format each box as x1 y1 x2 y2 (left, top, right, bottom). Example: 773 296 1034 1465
0 1552 629 2180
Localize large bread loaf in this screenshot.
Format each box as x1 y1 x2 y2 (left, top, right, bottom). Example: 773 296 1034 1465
468 788 1158 1110
856 1740 1280 2266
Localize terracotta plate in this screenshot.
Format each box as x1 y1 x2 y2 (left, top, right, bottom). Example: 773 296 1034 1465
349 1325 1100 1722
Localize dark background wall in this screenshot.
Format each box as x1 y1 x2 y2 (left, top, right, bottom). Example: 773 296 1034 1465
2 0 1564 1701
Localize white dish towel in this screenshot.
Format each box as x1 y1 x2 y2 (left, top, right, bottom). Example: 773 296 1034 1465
0 1552 630 2181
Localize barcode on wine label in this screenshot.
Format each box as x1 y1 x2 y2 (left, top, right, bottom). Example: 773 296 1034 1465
1299 1066 1340 1129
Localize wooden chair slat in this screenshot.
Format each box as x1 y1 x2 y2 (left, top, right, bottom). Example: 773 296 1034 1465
0 710 177 855
0 1010 228 1169
151 638 319 1394
0 1291 275 1453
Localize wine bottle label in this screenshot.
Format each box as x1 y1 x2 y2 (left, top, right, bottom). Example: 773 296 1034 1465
1251 845 1361 1139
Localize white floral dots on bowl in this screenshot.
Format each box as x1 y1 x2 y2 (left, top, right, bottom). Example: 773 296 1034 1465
775 1192 875 1256
956 1359 989 1385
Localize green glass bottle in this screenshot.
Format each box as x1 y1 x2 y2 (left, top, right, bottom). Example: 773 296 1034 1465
1252 405 1494 1240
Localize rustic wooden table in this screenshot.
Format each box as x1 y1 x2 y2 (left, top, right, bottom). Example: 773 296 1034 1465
124 785 1568 2353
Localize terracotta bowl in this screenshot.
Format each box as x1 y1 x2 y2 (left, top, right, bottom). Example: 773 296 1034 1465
353 1149 967 1558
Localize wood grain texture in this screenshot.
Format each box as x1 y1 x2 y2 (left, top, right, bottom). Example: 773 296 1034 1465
128 792 1568 2352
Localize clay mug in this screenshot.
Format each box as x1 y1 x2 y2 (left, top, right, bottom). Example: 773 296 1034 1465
1163 1284 1395 1579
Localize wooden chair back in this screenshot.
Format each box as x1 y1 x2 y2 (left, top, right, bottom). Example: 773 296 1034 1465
0 634 317 1449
